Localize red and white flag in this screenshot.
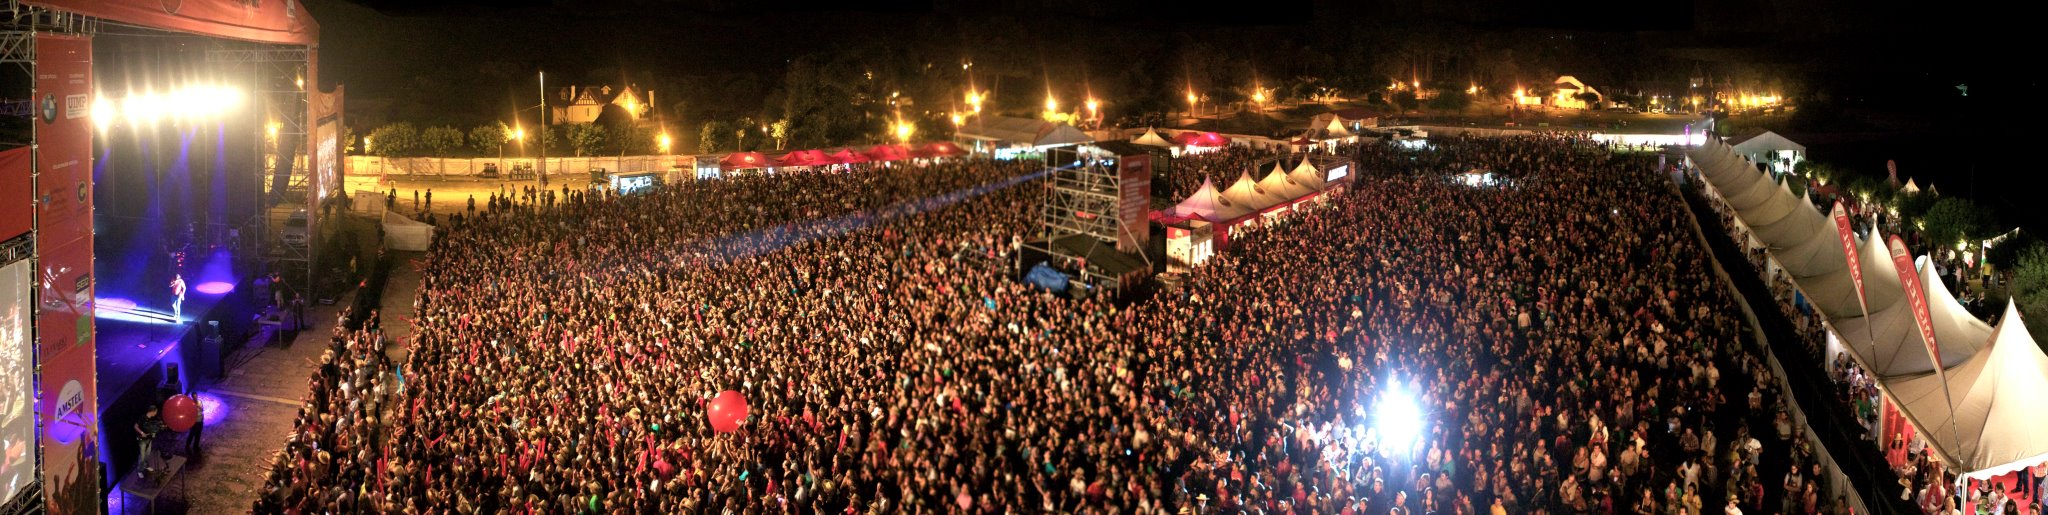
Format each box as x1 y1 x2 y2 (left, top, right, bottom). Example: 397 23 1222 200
1887 235 1946 380
1832 202 1869 319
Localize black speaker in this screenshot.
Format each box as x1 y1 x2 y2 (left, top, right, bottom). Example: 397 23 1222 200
162 363 180 387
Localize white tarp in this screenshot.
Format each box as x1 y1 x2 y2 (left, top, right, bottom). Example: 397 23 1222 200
382 210 437 251
1887 302 2048 479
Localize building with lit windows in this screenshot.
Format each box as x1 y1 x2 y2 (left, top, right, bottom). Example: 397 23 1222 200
547 84 653 125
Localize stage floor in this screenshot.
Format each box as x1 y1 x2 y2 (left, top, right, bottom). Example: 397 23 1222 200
93 245 245 407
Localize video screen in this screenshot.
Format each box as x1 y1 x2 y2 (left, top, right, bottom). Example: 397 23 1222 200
0 260 35 504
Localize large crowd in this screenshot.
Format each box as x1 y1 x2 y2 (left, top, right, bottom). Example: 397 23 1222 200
262 134 1845 515
257 308 395 512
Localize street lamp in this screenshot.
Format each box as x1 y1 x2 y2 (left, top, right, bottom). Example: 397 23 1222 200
1044 95 1058 113
658 132 672 154
1187 90 1199 120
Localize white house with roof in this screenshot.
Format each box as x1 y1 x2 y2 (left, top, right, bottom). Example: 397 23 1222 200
547 84 653 125
1551 76 1602 109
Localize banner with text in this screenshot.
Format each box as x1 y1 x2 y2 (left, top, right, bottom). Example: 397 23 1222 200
1886 235 1945 380
1832 202 1869 319
33 34 101 514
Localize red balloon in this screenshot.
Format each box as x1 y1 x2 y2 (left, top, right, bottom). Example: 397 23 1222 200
707 390 749 433
162 395 199 432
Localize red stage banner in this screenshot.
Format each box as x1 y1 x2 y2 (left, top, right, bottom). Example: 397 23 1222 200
0 148 29 241
1887 235 1945 377
23 0 318 46
33 34 100 514
1832 202 1869 319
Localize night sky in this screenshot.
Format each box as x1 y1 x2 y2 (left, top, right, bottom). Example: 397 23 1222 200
300 0 2037 232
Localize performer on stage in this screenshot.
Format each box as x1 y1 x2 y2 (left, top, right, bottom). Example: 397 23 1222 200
170 274 187 321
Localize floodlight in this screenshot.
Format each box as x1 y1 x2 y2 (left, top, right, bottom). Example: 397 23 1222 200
1374 381 1424 459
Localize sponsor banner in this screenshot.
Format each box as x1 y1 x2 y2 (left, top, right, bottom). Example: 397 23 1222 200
1831 202 1869 318
1886 235 1944 376
34 34 100 514
33 36 93 253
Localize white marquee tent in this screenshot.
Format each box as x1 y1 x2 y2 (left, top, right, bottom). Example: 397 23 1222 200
1887 302 2048 479
1689 136 2048 479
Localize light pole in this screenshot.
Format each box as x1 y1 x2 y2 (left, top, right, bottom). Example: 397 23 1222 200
537 70 548 188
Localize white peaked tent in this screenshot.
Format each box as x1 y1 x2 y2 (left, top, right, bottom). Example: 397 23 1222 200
1162 178 1227 222
1903 178 1922 194
1739 181 1800 231
1730 130 1806 167
1748 191 1828 250
1257 164 1314 200
1888 301 2048 479
1722 172 1782 212
1769 218 1846 278
1222 171 1285 212
1691 136 2048 484
1132 129 1175 147
1306 113 1356 140
1796 226 1906 320
1833 258 1991 378
1289 157 1329 191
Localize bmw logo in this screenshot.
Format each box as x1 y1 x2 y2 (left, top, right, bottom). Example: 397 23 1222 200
40 93 57 123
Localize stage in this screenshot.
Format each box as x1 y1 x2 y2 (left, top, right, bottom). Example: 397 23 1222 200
93 230 267 487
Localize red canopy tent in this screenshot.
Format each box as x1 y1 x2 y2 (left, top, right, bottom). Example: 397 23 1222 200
776 149 830 167
1176 131 1230 147
829 148 869 164
866 144 912 162
720 152 772 170
920 141 968 158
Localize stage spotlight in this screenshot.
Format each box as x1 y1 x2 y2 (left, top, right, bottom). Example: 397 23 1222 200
121 92 160 126
91 97 117 132
1374 380 1425 459
102 84 245 127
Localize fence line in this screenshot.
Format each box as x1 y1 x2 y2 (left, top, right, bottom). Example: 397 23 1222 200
346 155 694 177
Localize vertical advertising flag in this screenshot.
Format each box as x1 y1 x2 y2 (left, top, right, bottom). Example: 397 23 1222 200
33 33 101 513
1832 202 1869 319
1887 235 1947 380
